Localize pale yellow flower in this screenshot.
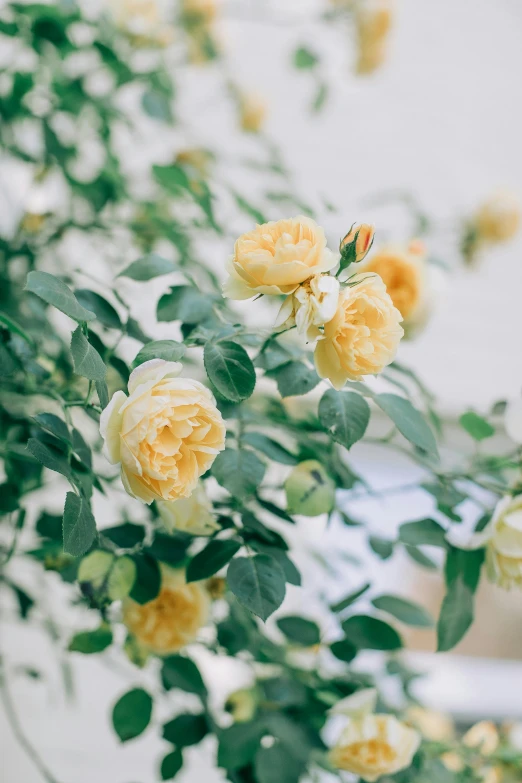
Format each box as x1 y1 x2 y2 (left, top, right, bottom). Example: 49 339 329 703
175 148 212 177
123 567 210 655
480 495 522 590
100 360 226 504
355 0 393 75
359 243 430 334
330 713 420 781
405 705 454 742
275 274 340 340
21 212 46 233
480 767 503 783
441 752 465 773
463 721 499 756
223 216 337 299
110 0 173 47
181 0 216 25
475 191 520 242
157 482 219 536
314 273 403 388
239 92 266 134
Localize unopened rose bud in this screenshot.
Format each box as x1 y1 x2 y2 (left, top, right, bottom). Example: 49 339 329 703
339 223 375 270
475 191 520 243
285 460 335 516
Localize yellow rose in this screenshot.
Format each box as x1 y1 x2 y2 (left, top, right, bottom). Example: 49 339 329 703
157 482 220 536
239 92 266 134
475 191 520 242
330 713 420 781
100 360 226 504
441 752 465 772
223 216 337 300
482 495 522 590
359 243 430 334
405 705 454 742
463 721 499 756
275 274 340 340
314 273 403 388
123 567 210 655
355 1 393 75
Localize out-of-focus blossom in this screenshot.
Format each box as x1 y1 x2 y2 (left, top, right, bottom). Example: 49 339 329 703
355 0 393 75
239 92 266 133
405 705 455 742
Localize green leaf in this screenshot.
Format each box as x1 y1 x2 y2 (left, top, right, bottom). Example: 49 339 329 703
399 518 447 548
204 341 256 402
162 714 208 747
445 546 484 593
69 624 113 654
319 390 370 450
70 327 107 381
276 616 320 646
342 614 403 651
375 393 438 458
405 545 438 570
26 438 71 480
75 289 122 329
212 448 266 499
62 492 97 557
372 594 434 628
142 89 172 121
33 413 71 444
272 361 320 398
460 411 495 441
96 380 109 409
118 253 177 281
294 46 319 69
227 554 286 621
330 582 371 613
330 639 357 662
134 340 185 365
129 554 161 604
153 163 191 194
112 688 153 742
161 655 207 696
107 556 136 600
186 539 241 582
25 271 96 322
157 286 213 324
103 522 145 548
285 460 335 516
232 191 268 224
160 749 183 781
217 721 264 770
369 536 394 560
312 82 328 113
78 550 114 588
243 433 298 465
255 743 304 783
0 311 35 345
437 577 474 652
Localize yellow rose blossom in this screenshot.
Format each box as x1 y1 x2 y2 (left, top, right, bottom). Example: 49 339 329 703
479 495 522 590
355 0 393 75
157 482 219 536
463 721 499 756
480 767 503 783
358 243 430 334
314 273 403 388
123 567 210 655
405 705 454 742
330 714 420 781
275 274 340 340
100 360 226 504
441 752 465 772
475 191 520 242
223 216 337 300
238 92 266 134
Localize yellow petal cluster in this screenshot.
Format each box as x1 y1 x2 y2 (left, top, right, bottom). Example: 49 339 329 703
482 495 522 590
314 273 403 387
123 567 209 655
100 360 225 504
355 0 393 75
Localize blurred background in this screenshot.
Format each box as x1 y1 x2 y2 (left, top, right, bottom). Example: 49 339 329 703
2 0 522 780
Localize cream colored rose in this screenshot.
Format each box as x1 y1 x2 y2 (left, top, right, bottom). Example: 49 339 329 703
223 216 337 300
463 721 499 755
275 274 340 340
359 243 430 334
475 191 520 242
100 360 226 504
330 713 420 781
405 706 454 742
123 567 210 655
355 0 393 75
314 273 403 388
157 482 220 536
481 495 522 590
